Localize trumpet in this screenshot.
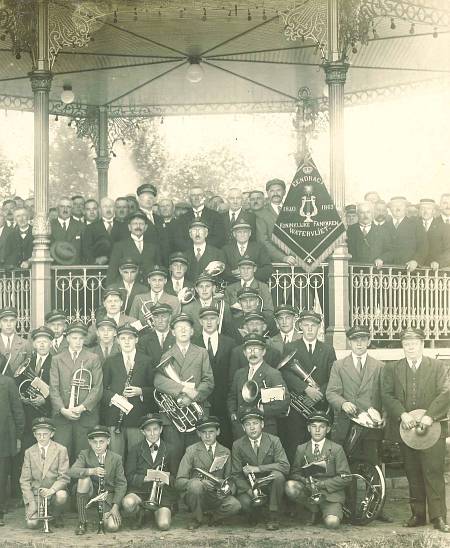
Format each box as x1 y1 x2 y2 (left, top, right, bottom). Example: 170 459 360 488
37 489 53 533
277 351 327 419
141 300 155 330
153 355 204 433
193 467 232 498
142 457 166 511
246 467 274 506
68 361 92 408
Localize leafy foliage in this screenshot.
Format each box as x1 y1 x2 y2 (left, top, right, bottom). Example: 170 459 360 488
0 149 14 202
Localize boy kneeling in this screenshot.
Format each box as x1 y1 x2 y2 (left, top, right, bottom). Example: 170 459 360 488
122 413 177 531
69 425 127 535
20 417 69 529
285 411 351 529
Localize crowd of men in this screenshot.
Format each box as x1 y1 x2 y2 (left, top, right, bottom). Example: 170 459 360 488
0 181 448 536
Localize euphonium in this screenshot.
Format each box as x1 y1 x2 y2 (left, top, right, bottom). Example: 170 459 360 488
37 489 53 533
140 300 155 330
246 468 274 506
142 457 166 511
14 358 49 412
193 467 232 498
277 351 327 419
153 356 204 433
68 361 92 408
178 286 196 305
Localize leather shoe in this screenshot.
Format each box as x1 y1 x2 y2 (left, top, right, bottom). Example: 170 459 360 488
376 511 393 523
433 517 450 533
266 520 279 531
404 515 426 527
187 519 202 531
75 522 87 535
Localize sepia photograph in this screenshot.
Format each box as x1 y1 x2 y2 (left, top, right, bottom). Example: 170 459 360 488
0 0 448 546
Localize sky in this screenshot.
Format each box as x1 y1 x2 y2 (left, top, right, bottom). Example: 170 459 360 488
0 88 448 205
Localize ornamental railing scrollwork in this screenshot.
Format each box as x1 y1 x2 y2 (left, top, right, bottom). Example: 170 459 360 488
0 268 31 336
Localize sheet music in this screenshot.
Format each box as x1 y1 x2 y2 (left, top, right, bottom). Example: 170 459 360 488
209 454 228 473
260 386 285 403
110 393 133 414
144 469 170 485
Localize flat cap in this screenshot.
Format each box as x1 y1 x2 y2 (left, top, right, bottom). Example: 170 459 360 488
242 332 266 347
119 257 139 270
30 326 54 340
346 325 371 340
45 309 66 323
170 313 194 328
199 306 219 319
127 211 148 224
117 323 139 337
195 272 215 285
151 302 173 316
66 322 88 336
274 304 297 317
136 183 157 197
196 416 220 430
298 310 322 324
96 317 118 330
0 307 17 320
169 252 188 265
87 425 110 439
103 288 123 301
243 311 265 324
140 413 163 429
238 256 257 267
265 179 286 192
237 286 260 300
239 406 264 423
147 265 168 279
32 417 55 431
400 327 425 341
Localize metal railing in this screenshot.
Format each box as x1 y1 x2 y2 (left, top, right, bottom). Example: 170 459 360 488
0 268 31 336
349 265 450 341
51 266 107 325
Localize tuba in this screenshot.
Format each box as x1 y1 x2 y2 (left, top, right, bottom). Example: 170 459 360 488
142 457 166 511
277 351 327 419
153 355 204 433
37 489 53 533
68 361 92 408
246 467 275 506
14 358 49 412
341 464 386 525
140 300 155 330
193 467 232 498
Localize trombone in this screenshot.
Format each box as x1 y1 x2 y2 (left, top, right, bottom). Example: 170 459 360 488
193 467 232 498
37 489 53 533
68 361 92 408
142 457 166 511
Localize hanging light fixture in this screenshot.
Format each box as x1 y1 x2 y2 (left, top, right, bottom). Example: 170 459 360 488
186 58 204 84
61 84 75 104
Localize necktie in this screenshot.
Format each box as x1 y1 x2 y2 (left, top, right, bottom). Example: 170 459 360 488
196 247 202 261
248 366 254 380
356 356 362 374
394 220 400 229
411 359 417 370
283 334 288 344
126 356 132 373
159 333 165 348
40 447 46 461
106 221 112 234
64 220 68 231
253 441 259 457
151 443 159 453
104 346 110 358
5 336 11 353
72 351 78 362
207 336 214 361
308 343 313 356
314 443 320 460
36 356 43 376
239 245 245 256
446 218 450 224
180 346 187 357
54 339 59 351
231 212 236 224
207 445 213 459
137 239 143 253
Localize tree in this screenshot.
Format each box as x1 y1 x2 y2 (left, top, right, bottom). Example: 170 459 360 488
0 150 14 202
129 119 167 185
49 121 97 205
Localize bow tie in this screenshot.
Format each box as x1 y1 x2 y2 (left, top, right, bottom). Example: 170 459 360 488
150 443 159 452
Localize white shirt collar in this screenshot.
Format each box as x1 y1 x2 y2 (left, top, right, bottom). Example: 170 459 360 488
393 217 405 225
199 298 213 307
1 333 13 346
281 329 295 343
193 205 204 215
312 438 326 454
36 352 49 363
204 442 216 454
441 215 450 223
146 438 160 452
241 277 254 287
203 330 218 352
230 208 242 219
304 339 317 352
193 242 206 254
122 348 136 362
407 357 422 369
248 359 263 379
58 217 69 226
351 352 367 368
108 312 121 324
249 434 262 447
177 342 190 355
131 233 143 242
150 290 163 301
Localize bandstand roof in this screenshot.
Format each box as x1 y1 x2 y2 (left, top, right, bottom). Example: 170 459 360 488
0 0 449 117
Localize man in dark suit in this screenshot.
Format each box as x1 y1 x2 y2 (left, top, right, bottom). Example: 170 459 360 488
281 310 336 463
4 207 33 268
137 303 175 365
45 310 68 355
176 416 241 530
0 211 11 268
424 194 450 269
171 186 226 251
165 252 194 297
18 327 54 450
0 306 31 377
50 197 85 265
269 304 302 355
107 257 147 316
382 196 428 271
193 306 235 448
221 188 257 243
228 334 289 440
49 323 103 462
347 202 392 266
285 411 351 529
81 197 127 264
184 220 225 282
69 426 127 535
107 211 161 285
0 367 25 526
255 179 296 265
222 220 272 283
382 328 450 533
231 407 290 530
102 324 155 456
90 317 120 364
123 413 178 530
225 259 274 313
136 183 170 265
154 313 214 469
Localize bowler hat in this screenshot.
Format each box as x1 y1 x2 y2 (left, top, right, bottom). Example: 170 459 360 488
50 241 78 266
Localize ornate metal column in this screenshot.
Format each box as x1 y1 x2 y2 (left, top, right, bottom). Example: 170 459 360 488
30 0 52 329
95 106 111 199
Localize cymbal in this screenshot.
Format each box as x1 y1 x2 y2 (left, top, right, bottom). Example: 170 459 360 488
399 409 441 450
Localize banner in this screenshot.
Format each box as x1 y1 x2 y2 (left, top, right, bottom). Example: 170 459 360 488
272 155 346 272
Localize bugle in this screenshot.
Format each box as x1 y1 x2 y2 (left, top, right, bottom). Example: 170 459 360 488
142 457 166 511
68 361 92 408
153 356 204 433
37 489 53 533
246 467 274 506
193 467 232 498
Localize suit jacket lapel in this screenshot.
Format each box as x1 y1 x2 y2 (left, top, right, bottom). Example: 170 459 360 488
360 355 376 388
140 441 153 467
257 433 270 464
42 441 57 478
31 445 43 477
396 358 407 396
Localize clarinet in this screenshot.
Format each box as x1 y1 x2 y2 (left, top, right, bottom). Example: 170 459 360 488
114 360 135 434
97 453 106 534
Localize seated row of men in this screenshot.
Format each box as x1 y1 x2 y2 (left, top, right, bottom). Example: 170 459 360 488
1 296 448 533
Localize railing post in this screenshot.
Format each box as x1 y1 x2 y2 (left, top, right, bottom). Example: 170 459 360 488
30 0 52 329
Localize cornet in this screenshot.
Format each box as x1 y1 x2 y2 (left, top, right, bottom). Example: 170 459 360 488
246 467 274 506
68 361 92 408
193 467 232 498
142 457 166 511
141 300 155 330
37 490 53 533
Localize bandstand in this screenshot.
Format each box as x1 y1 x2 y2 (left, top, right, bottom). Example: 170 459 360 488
0 0 449 354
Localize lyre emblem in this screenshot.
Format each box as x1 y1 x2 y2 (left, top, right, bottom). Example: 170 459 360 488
299 185 318 223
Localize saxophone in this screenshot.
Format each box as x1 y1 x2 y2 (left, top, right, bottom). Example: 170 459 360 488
114 360 135 434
